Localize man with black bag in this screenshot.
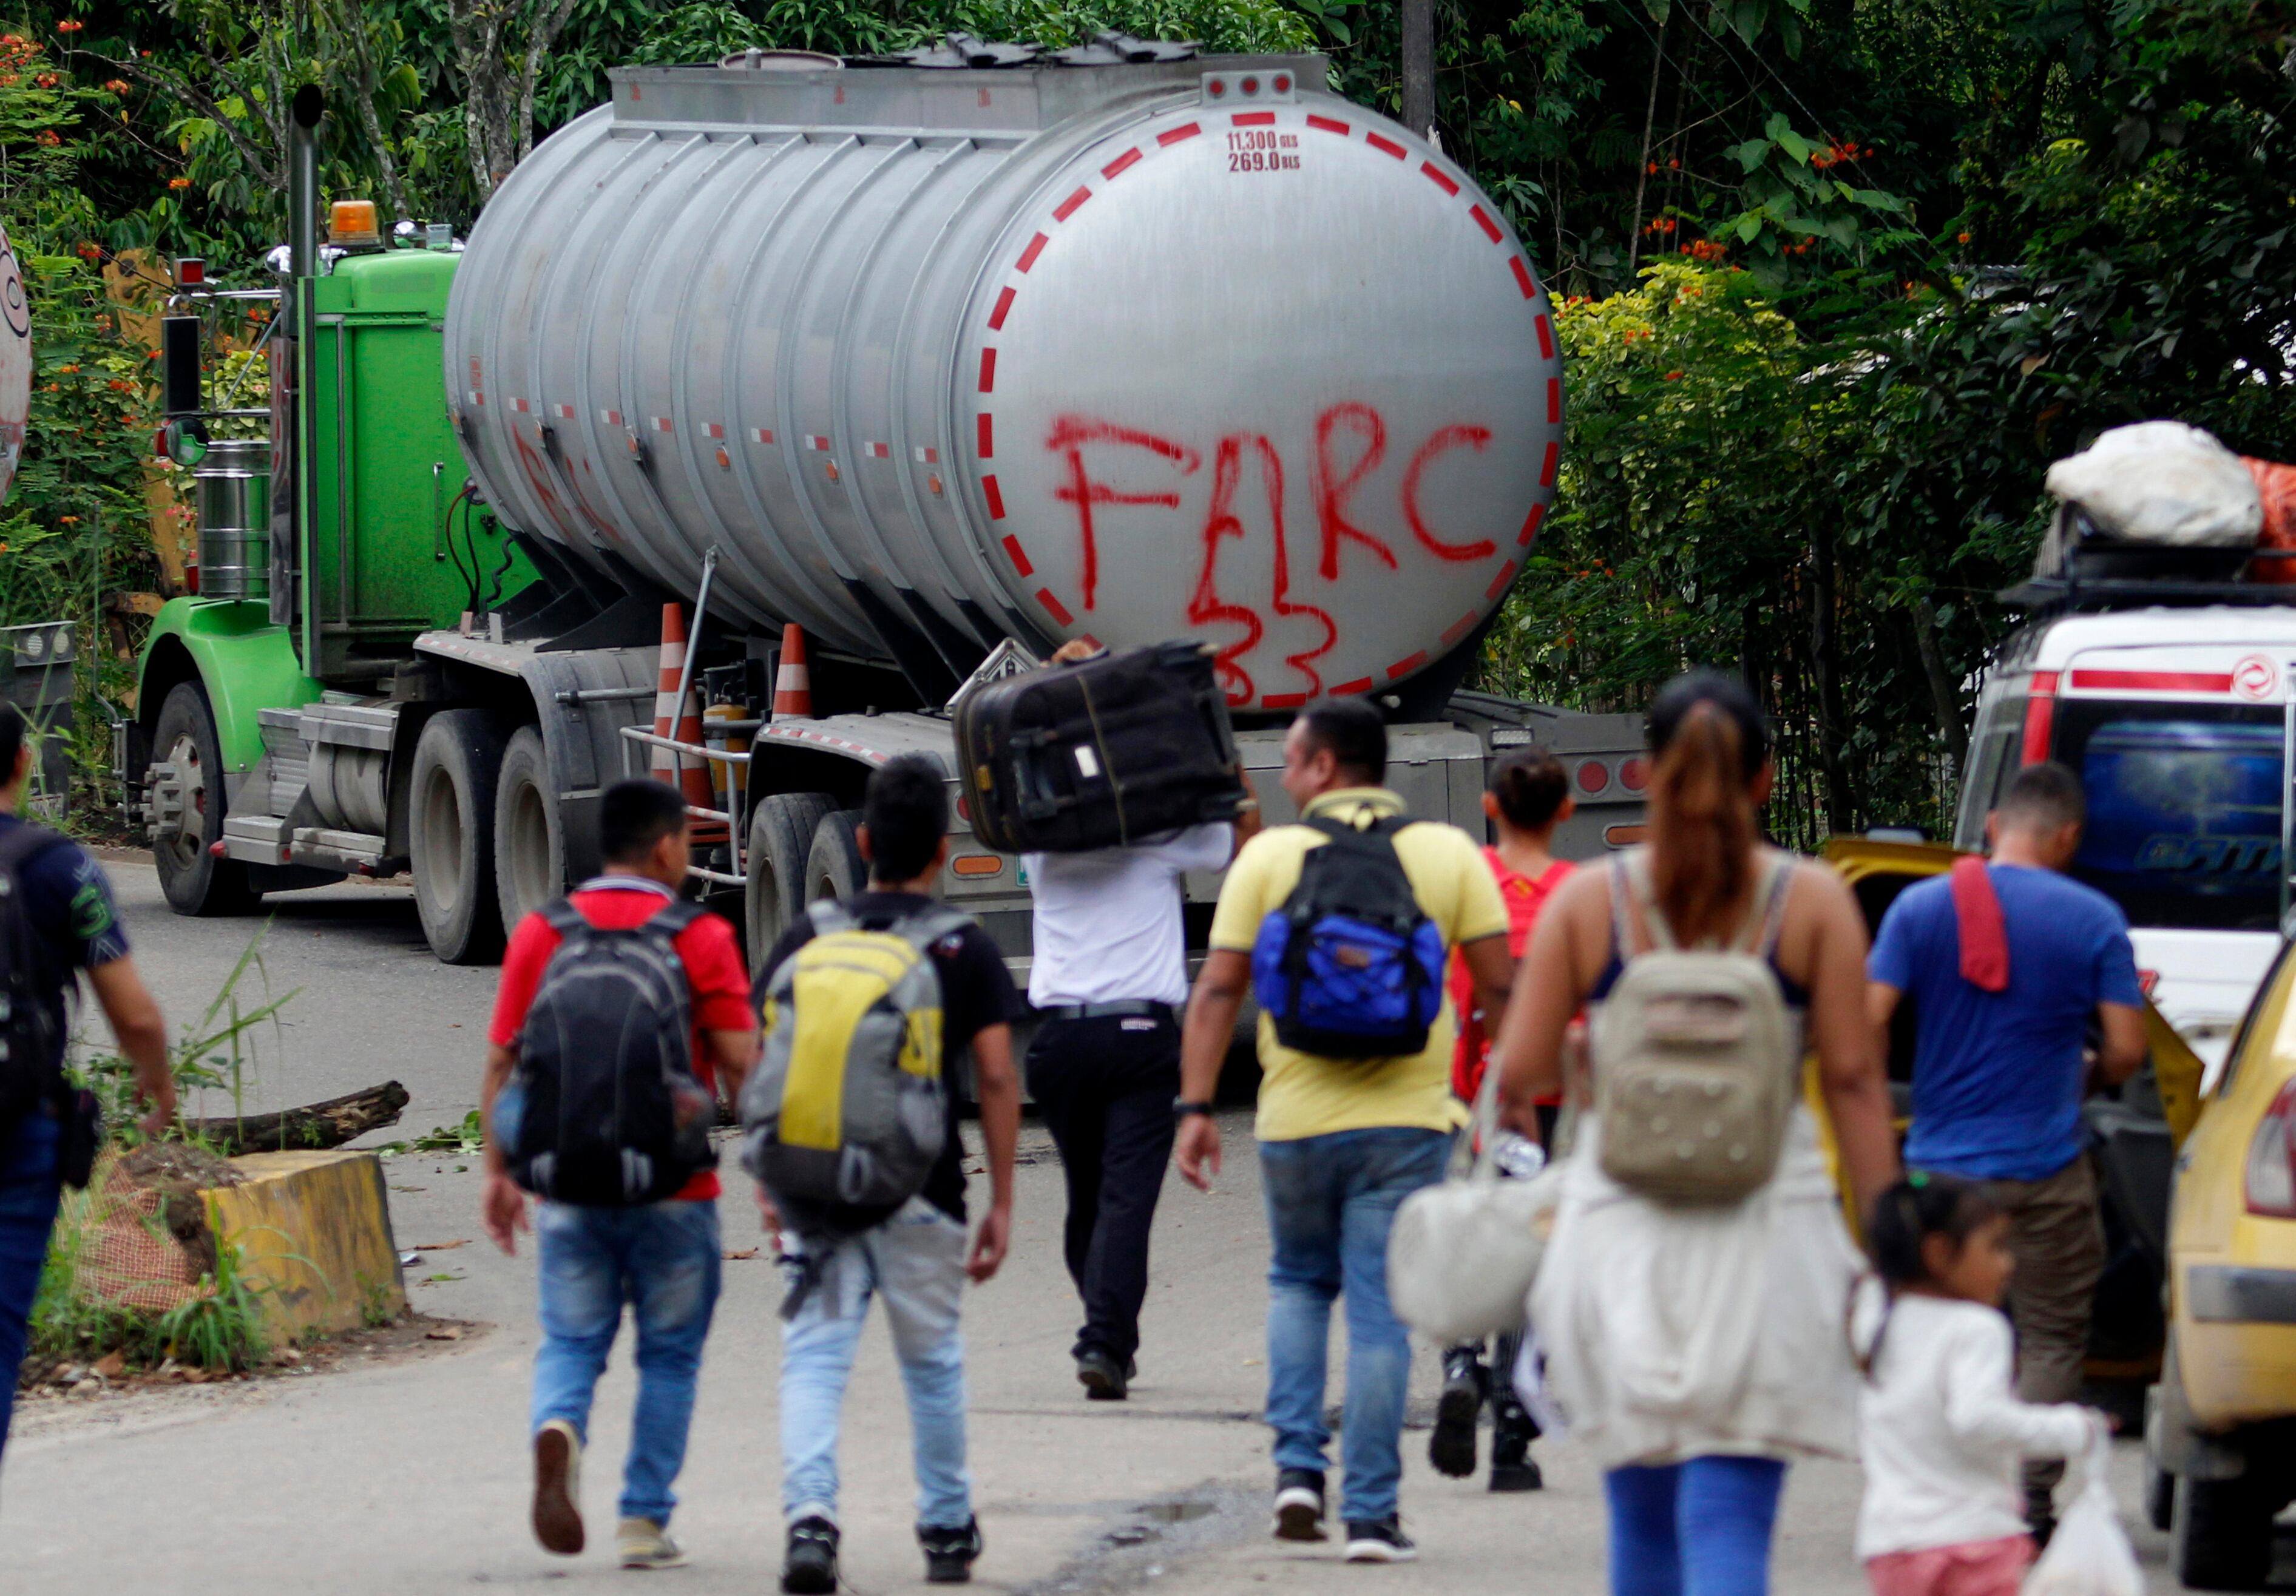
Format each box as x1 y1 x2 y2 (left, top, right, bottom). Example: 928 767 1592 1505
1174 699 1514 1564
0 700 172 1464
1023 640 1259 1402
481 779 759 1569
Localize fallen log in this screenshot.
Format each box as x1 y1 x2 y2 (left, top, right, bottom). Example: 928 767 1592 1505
180 1081 410 1157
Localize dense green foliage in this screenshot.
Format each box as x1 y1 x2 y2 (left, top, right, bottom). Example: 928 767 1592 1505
1 0 2290 834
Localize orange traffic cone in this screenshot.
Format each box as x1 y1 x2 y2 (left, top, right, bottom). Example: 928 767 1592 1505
773 623 813 719
651 604 724 840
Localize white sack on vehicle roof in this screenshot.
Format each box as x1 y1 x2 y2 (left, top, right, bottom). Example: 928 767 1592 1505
2044 421 2264 546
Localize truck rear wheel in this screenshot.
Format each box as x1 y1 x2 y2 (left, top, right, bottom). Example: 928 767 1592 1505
493 726 563 935
149 682 259 916
410 709 507 965
2170 1470 2276 1590
805 809 867 904
745 791 833 975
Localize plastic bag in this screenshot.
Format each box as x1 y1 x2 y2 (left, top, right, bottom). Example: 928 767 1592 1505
2022 1435 2141 1596
2044 421 2262 547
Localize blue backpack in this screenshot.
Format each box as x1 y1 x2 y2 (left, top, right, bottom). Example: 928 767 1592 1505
1251 812 1447 1059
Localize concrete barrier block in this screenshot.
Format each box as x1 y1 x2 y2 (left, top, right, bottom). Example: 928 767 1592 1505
203 1149 407 1337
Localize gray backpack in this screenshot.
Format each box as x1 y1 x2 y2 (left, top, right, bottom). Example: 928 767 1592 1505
1593 849 1798 1205
739 898 970 1239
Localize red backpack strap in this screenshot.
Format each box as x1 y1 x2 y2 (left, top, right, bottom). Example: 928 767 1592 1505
1949 856 2011 993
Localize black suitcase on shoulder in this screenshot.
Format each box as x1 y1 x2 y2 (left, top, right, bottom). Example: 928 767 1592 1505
953 641 1247 854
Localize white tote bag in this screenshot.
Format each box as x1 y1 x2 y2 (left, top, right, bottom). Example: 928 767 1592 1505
1386 1061 1560 1344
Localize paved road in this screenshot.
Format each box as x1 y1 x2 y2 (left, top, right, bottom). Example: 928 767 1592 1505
2 859 2199 1592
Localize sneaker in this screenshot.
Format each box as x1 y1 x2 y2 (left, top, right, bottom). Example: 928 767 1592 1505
919 1517 983 1583
532 1419 585 1556
1343 1517 1417 1563
1272 1467 1327 1543
617 1518 687 1569
1077 1349 1128 1401
1490 1417 1543 1492
1488 1455 1544 1493
782 1515 839 1595
1430 1348 1483 1478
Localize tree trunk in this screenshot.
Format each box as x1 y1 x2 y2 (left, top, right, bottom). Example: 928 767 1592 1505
1625 12 1668 277
328 6 414 225
183 1081 410 1157
447 0 517 200
1806 529 1856 834
516 0 586 163
1911 596 1968 767
1400 0 1435 141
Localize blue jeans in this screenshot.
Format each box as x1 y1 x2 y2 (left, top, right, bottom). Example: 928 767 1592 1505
531 1198 722 1526
1259 1126 1448 1523
0 1107 63 1463
780 1197 972 1530
1605 1456 1788 1596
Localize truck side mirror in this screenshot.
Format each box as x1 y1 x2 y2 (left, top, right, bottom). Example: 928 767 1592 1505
161 314 201 416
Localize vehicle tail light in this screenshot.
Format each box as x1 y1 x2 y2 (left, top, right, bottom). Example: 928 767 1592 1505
2244 1080 2296 1217
2020 671 2059 765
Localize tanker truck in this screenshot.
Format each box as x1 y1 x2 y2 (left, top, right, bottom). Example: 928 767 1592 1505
120 42 1648 975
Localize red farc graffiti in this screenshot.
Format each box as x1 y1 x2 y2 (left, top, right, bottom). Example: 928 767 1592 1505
1043 403 1515 705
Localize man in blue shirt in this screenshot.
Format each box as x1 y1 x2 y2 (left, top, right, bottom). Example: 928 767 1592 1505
1868 761 2145 1533
0 701 173 1464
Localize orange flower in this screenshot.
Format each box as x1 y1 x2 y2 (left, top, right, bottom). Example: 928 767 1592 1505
1956 231 1971 244
58 363 78 373
34 129 58 146
55 18 82 31
1664 370 1684 381
168 176 190 190
57 515 78 524
103 78 126 94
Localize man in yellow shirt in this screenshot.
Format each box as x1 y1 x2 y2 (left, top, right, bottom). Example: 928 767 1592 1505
1173 699 1514 1564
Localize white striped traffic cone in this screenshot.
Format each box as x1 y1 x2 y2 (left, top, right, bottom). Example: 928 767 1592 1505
651 603 724 839
773 623 813 719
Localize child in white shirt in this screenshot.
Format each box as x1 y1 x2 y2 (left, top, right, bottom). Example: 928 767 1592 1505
1852 1174 2103 1596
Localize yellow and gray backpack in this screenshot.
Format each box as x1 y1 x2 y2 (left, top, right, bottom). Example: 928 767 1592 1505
739 898 967 1243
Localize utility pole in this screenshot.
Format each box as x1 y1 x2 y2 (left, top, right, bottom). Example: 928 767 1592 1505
1401 0 1434 143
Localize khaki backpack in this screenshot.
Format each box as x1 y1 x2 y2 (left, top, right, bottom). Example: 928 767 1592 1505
1593 848 1798 1204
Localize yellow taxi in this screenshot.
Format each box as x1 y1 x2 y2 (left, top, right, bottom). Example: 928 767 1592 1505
2148 938 2296 1589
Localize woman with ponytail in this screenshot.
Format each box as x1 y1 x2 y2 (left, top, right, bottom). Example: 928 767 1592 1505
1492 670 1898 1596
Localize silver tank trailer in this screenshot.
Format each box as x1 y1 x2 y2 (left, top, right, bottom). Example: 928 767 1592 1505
444 52 1565 711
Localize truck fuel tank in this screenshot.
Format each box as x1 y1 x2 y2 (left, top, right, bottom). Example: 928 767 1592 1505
443 50 1565 709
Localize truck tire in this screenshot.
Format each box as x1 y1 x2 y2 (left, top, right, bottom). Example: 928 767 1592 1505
745 791 833 975
493 726 563 934
805 809 867 904
149 681 259 916
2170 1470 2275 1590
410 709 507 965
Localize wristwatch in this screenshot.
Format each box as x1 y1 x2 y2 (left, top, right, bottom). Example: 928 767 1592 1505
1173 1098 1216 1120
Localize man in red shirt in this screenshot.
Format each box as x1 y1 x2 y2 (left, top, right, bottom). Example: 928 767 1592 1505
481 779 759 1571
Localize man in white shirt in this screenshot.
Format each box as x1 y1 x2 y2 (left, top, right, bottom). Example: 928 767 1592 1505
1023 643 1257 1401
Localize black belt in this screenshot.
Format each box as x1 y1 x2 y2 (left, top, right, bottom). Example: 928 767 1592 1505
1040 1000 1180 1023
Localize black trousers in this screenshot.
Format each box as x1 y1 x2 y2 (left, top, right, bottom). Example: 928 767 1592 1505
1025 1012 1180 1364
